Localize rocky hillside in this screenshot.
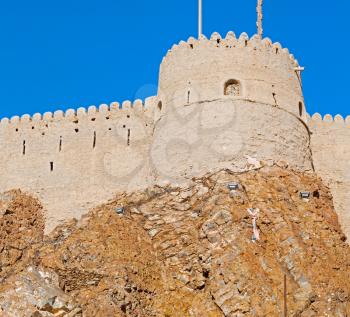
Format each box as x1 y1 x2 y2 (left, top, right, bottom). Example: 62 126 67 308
0 166 350 316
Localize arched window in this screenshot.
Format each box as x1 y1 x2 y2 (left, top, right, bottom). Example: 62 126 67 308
299 102 303 117
224 80 241 96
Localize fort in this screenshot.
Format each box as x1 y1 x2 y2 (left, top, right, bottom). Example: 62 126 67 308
0 31 349 238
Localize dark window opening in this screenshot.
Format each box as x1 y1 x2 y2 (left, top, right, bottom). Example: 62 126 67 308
73 120 79 124
50 162 54 172
15 128 18 132
75 128 79 133
106 116 110 120
59 136 62 152
299 102 303 117
123 124 126 128
187 90 190 104
127 115 130 118
93 131 96 148
91 118 96 121
127 129 130 146
22 140 26 155
157 101 162 111
224 79 241 96
31 126 35 130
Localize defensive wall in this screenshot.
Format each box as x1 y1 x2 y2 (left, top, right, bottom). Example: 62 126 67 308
307 113 350 238
0 99 158 232
0 32 348 237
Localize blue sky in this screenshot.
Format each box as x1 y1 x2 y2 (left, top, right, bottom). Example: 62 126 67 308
0 0 348 118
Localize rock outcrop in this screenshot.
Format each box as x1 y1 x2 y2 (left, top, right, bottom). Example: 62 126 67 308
0 166 350 316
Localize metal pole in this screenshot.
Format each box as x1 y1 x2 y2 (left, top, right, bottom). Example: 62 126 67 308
257 0 263 38
284 274 287 317
198 0 202 38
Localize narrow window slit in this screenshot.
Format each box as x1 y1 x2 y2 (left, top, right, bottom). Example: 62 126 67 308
50 162 54 172
59 136 62 152
127 129 130 146
187 90 190 104
157 101 162 111
299 102 303 117
22 140 26 155
93 131 96 148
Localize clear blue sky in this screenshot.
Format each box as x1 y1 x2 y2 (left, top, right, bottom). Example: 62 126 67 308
0 0 348 118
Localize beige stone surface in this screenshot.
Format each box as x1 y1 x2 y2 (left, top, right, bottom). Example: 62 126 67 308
0 100 156 232
158 33 305 118
308 113 350 239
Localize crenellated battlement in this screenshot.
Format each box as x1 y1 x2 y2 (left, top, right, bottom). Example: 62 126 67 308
307 113 350 126
0 96 158 126
158 31 305 118
162 31 300 69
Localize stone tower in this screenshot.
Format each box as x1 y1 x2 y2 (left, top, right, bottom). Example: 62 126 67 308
151 32 313 183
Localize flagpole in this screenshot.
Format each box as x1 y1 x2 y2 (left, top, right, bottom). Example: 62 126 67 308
198 0 202 38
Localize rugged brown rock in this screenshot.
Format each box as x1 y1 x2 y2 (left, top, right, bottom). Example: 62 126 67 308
0 166 350 316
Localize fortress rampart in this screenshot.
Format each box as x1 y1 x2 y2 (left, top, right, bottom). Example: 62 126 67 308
0 98 158 231
0 32 348 238
307 113 350 237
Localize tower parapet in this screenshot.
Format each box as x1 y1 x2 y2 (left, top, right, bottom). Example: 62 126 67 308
158 32 305 119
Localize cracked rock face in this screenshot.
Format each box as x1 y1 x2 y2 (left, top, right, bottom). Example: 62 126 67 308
0 166 350 316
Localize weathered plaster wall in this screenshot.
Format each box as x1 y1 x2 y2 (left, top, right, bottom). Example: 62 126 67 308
151 99 312 184
159 32 306 119
308 113 350 239
0 99 157 232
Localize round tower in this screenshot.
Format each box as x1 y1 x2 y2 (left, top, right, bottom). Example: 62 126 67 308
158 32 305 117
151 32 313 182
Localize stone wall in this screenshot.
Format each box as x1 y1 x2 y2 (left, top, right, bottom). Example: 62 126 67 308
0 98 157 232
151 99 312 184
308 113 350 238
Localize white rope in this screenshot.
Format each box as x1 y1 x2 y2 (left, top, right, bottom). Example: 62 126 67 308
247 208 260 241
